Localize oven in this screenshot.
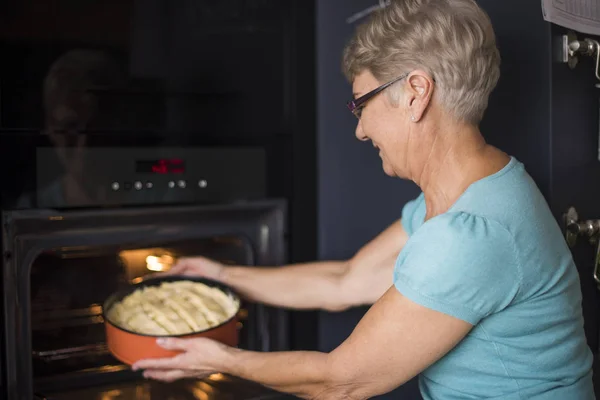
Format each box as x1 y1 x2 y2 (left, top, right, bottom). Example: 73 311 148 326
3 197 292 400
0 1 318 398
1 144 294 399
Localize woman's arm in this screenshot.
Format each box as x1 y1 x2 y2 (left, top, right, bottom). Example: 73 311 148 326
223 219 408 311
133 286 472 399
174 219 408 311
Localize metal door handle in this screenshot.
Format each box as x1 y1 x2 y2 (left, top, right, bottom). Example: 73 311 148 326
558 31 600 86
563 207 600 247
563 207 600 286
594 241 600 286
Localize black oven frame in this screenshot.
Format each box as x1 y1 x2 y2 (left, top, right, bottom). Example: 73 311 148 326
1 199 288 400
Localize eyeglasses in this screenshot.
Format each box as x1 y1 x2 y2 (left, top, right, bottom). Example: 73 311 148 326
346 72 409 119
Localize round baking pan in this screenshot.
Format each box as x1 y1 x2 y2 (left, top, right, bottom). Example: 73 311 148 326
103 275 241 365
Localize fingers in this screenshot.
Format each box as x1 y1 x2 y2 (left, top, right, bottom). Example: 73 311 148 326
131 338 190 371
168 257 207 276
142 368 213 382
156 337 189 351
167 260 190 274
144 265 186 281
132 356 181 371
145 260 191 280
142 368 186 382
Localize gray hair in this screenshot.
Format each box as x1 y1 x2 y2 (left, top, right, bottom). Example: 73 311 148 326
343 0 500 124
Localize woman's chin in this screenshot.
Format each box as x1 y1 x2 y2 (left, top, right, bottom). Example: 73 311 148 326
381 161 397 177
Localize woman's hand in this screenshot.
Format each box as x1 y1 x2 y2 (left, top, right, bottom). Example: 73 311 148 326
132 337 233 382
165 256 225 282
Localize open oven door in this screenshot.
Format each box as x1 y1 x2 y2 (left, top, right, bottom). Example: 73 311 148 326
1 199 292 400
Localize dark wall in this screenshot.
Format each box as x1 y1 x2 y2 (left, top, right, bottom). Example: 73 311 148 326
316 0 600 398
316 1 422 399
477 0 553 196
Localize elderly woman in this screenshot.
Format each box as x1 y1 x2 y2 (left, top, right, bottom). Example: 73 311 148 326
133 0 594 398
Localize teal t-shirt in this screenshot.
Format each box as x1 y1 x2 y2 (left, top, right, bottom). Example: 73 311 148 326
395 157 594 399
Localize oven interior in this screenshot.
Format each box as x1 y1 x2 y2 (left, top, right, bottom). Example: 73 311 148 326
30 235 257 391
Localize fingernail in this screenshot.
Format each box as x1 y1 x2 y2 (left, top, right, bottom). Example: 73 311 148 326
157 338 166 346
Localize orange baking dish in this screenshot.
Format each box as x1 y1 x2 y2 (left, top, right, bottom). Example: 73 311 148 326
102 275 240 365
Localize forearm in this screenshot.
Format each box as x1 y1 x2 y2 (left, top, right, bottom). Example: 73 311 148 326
221 261 351 311
223 348 338 399
219 219 407 311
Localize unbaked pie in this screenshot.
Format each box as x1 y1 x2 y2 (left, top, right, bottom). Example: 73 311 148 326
106 281 239 335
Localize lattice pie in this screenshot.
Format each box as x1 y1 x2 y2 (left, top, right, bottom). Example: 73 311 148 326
106 281 239 335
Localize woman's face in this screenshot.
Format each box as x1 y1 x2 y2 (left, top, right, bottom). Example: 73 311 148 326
352 70 411 178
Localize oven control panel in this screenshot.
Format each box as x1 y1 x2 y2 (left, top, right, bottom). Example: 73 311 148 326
36 147 266 208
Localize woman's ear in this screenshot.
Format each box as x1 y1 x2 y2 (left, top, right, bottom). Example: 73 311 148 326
405 70 434 122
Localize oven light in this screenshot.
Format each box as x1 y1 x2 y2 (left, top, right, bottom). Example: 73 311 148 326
145 255 174 272
209 373 226 381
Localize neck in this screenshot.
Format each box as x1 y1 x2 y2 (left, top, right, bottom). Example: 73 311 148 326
412 122 507 220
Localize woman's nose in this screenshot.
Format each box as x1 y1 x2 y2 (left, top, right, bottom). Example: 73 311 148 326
355 121 368 141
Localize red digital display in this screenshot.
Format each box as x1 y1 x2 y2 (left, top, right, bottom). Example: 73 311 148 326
136 159 185 174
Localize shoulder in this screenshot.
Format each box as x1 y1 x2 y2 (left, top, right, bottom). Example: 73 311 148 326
394 212 522 324
406 211 516 252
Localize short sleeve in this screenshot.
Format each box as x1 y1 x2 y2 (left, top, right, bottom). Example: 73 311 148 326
393 212 521 325
401 193 426 236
